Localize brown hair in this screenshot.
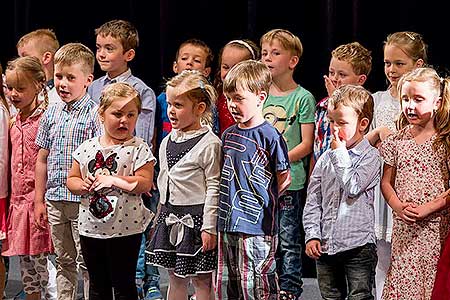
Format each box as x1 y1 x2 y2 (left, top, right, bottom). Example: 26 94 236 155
260 29 303 58
328 84 374 133
99 82 141 114
332 42 372 76
175 39 214 68
16 29 60 56
54 43 95 75
223 60 272 96
384 31 428 64
95 19 139 52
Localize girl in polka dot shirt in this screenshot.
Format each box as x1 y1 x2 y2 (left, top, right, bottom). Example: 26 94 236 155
146 70 221 300
67 82 156 299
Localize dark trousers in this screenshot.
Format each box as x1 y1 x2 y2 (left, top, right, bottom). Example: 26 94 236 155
316 243 377 300
80 233 142 300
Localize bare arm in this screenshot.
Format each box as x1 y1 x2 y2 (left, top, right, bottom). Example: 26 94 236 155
288 123 314 162
277 169 291 196
34 148 49 229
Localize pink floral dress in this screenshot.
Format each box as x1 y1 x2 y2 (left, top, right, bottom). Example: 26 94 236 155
1 105 53 256
380 126 450 300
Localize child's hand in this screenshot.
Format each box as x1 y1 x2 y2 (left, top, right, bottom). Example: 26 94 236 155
378 126 393 142
34 201 48 230
305 239 322 260
330 127 346 150
201 231 217 252
404 203 432 221
393 202 417 224
324 75 337 97
90 174 116 192
81 175 95 194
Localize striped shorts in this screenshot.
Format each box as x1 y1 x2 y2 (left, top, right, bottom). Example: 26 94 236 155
215 232 279 300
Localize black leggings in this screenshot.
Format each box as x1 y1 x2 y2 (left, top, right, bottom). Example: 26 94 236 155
80 233 141 300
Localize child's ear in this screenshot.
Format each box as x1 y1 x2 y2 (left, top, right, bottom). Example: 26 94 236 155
258 91 267 106
357 74 368 85
172 61 179 74
85 74 94 88
416 58 425 68
124 49 135 62
196 101 206 115
289 55 299 70
359 117 370 132
41 51 53 66
202 67 211 77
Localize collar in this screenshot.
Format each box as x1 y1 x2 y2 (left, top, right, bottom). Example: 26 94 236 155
46 79 54 90
348 138 371 155
170 126 209 143
15 100 46 124
317 97 329 109
104 69 132 85
64 93 90 111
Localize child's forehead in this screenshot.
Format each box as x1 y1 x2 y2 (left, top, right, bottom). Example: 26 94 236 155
178 44 207 57
97 34 122 44
328 103 358 116
55 62 87 74
329 57 355 71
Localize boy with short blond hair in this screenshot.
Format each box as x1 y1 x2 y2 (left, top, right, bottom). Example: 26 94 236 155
216 60 291 300
314 41 372 163
35 43 101 300
17 28 61 106
303 84 379 300
261 28 316 300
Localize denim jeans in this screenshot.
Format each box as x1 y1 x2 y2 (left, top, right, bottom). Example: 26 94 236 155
276 189 305 297
316 243 377 300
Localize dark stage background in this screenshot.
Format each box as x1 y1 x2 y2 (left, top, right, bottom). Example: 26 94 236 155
1 0 448 99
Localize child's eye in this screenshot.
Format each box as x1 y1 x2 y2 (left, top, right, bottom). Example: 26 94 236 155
384 61 391 67
194 59 201 63
113 112 122 117
68 76 75 81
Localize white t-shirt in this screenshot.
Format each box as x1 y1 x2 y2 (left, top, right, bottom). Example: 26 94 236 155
73 136 156 239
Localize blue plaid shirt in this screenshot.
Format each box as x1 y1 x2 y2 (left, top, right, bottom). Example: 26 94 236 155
35 93 102 202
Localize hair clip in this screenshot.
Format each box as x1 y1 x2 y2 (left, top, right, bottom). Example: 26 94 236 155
405 32 416 40
199 80 205 90
227 40 256 60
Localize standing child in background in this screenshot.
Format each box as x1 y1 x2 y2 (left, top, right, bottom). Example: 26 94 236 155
216 60 291 300
380 67 450 300
16 28 61 106
303 85 379 300
34 43 102 300
87 19 157 299
261 28 315 300
0 63 9 297
1 56 54 300
313 42 372 168
213 39 260 136
366 31 427 300
67 82 156 300
146 70 221 300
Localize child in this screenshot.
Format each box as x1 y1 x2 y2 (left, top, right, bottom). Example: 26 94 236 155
366 31 427 300
380 67 450 300
146 70 221 300
213 39 260 136
303 84 379 300
67 82 155 299
1 56 53 300
261 28 315 300
16 28 61 106
314 42 372 165
147 39 214 300
34 43 101 300
216 60 291 299
0 63 9 297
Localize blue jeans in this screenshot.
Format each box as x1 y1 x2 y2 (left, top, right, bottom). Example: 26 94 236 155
276 189 304 297
316 243 377 300
136 187 160 290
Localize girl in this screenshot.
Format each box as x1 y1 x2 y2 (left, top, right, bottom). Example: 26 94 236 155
66 82 155 300
367 31 427 300
146 70 221 300
380 67 450 300
0 64 9 297
213 39 260 136
1 56 53 300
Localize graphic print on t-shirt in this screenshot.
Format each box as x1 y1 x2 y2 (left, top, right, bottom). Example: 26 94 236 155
87 151 118 219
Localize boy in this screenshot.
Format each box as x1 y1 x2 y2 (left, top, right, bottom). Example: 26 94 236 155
88 19 156 147
17 28 61 106
314 42 372 165
261 28 316 300
34 43 101 300
303 84 379 300
216 60 291 300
